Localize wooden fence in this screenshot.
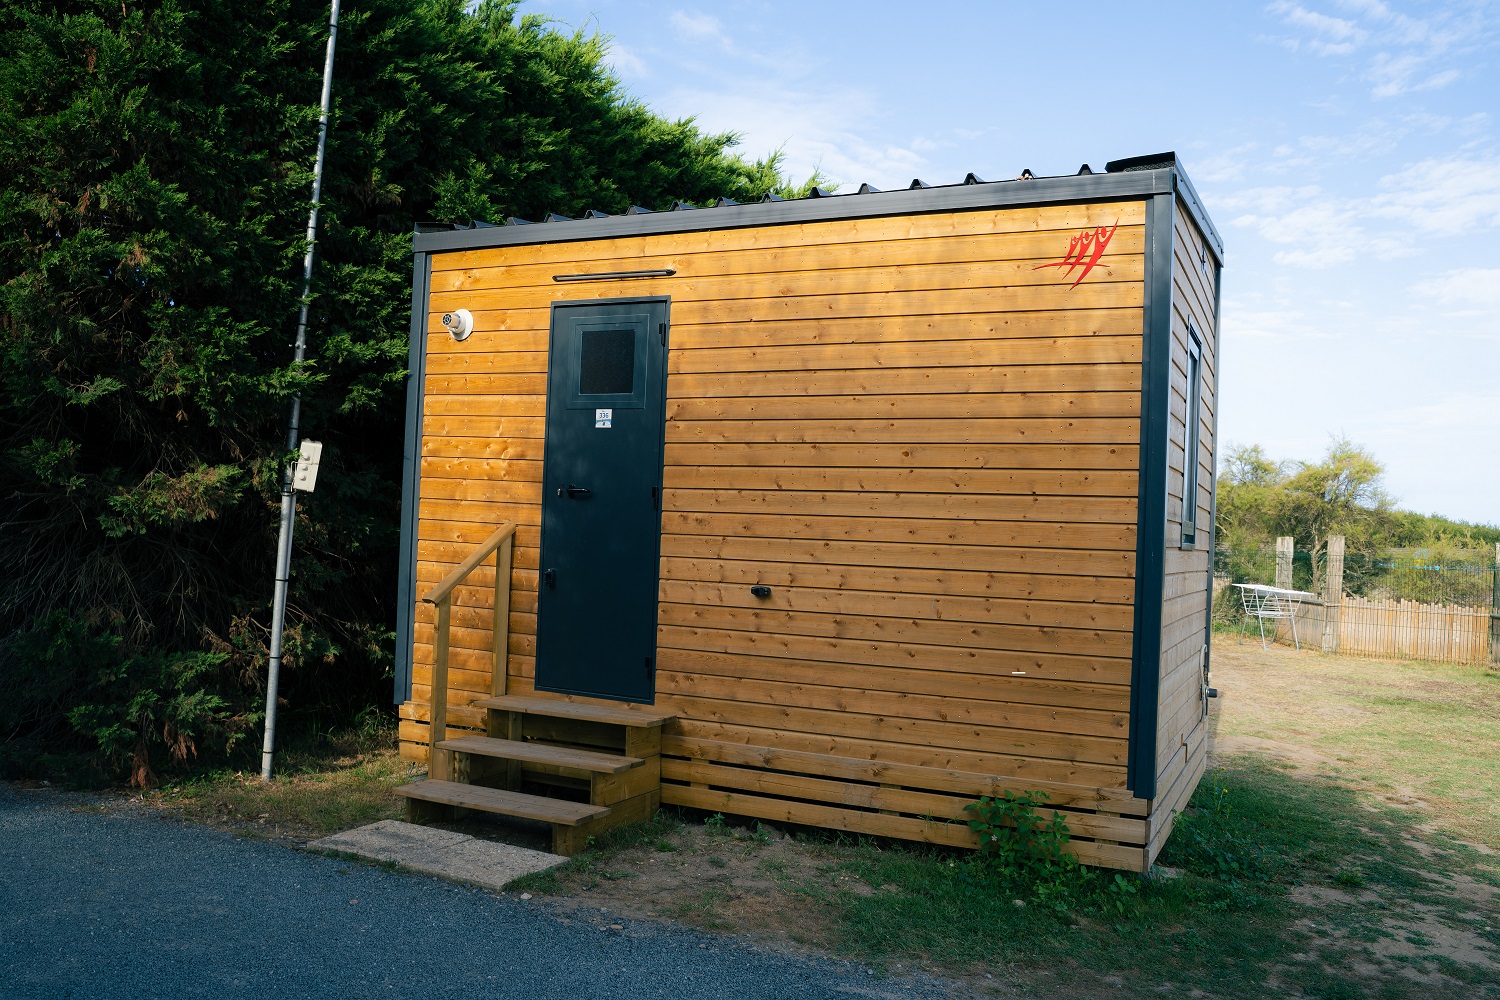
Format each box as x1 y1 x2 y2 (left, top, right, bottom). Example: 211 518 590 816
1223 537 1500 666
1264 595 1494 665
1333 596 1493 665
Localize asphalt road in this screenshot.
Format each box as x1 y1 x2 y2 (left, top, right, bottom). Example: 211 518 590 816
0 786 957 999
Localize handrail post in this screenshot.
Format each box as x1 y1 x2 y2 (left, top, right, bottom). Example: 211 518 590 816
429 596 451 781
417 521 517 782
491 533 513 699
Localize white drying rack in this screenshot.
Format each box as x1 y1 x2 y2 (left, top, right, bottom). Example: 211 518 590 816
1233 583 1320 650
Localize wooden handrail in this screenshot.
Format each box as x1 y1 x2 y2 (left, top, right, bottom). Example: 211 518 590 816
423 522 517 605
422 522 517 781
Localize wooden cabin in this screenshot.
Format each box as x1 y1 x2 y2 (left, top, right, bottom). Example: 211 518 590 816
392 151 1224 871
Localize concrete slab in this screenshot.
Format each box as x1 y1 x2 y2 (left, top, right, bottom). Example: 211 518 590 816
308 820 565 891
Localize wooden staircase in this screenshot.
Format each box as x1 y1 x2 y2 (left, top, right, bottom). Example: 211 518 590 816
396 693 674 856
397 524 674 855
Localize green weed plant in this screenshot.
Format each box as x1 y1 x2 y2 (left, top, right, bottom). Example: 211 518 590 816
963 790 1139 917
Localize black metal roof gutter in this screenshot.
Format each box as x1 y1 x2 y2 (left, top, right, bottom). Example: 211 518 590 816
411 159 1222 264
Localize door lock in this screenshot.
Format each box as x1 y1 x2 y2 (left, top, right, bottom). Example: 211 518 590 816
557 484 591 499
544 568 556 589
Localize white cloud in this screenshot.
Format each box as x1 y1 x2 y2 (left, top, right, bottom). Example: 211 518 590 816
1217 155 1500 268
669 10 730 47
1368 52 1460 97
607 42 648 80
1414 268 1500 310
661 82 933 189
1370 157 1500 236
1413 269 1500 339
1262 0 1489 98
1223 184 1407 267
1269 0 1368 53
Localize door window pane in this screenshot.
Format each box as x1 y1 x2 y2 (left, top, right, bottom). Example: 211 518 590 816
579 328 635 395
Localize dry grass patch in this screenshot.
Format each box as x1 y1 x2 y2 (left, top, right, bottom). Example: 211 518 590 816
1209 639 1500 849
143 724 417 841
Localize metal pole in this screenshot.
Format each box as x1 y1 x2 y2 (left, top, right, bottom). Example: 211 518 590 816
261 0 341 781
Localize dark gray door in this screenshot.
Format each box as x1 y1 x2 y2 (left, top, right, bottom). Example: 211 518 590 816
535 298 669 703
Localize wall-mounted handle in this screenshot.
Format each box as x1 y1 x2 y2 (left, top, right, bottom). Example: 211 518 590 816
559 484 591 499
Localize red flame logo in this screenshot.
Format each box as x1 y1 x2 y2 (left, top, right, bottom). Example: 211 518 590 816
1033 221 1119 288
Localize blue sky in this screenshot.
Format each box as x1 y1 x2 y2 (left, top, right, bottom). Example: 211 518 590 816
521 0 1499 527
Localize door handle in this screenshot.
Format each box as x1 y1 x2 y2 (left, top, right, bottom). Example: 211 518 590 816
558 484 591 499
544 569 556 590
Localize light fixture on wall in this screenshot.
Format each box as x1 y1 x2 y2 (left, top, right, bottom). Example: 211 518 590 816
441 308 473 341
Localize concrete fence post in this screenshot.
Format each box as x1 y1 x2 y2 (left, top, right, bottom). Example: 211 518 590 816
1491 541 1500 665
1322 535 1345 654
1275 537 1294 590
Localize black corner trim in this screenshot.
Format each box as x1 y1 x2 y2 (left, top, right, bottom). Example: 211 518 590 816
1200 259 1225 697
394 252 432 704
1127 192 1176 801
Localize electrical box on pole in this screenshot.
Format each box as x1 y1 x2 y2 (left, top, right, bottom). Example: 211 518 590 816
292 440 323 492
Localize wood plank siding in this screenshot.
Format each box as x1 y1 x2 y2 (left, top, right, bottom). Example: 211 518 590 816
399 195 1213 871
1145 202 1220 861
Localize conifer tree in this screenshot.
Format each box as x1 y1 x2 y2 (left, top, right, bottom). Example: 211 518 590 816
0 0 776 778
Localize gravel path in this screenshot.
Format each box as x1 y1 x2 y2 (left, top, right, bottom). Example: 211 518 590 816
0 786 958 999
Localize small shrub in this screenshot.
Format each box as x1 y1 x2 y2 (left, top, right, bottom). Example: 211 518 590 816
964 790 1072 877
1333 868 1367 889
963 790 1137 917
4 611 252 786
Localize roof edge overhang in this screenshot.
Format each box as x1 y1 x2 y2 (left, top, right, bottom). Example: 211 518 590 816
411 157 1224 264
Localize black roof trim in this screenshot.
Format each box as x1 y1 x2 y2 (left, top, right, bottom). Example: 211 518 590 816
963 172 984 185
1172 165 1224 262
908 178 931 189
625 205 653 215
1107 151 1176 173
412 158 1222 263
857 183 880 194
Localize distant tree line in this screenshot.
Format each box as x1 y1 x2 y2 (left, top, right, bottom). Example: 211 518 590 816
0 0 805 783
1215 438 1499 596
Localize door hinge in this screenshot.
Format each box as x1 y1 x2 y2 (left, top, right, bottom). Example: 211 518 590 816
651 485 659 510
645 655 653 676
659 322 667 346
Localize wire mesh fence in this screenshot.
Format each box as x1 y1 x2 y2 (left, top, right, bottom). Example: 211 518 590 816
1213 545 1498 665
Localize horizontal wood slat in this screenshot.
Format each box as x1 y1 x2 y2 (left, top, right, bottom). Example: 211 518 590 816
658 556 1137 604
430 202 1147 272
430 227 1146 293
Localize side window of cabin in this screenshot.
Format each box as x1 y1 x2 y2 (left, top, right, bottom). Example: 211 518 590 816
1180 327 1203 549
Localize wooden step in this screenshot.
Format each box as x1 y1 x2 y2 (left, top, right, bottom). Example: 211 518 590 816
475 694 675 729
393 780 607 826
438 735 643 774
